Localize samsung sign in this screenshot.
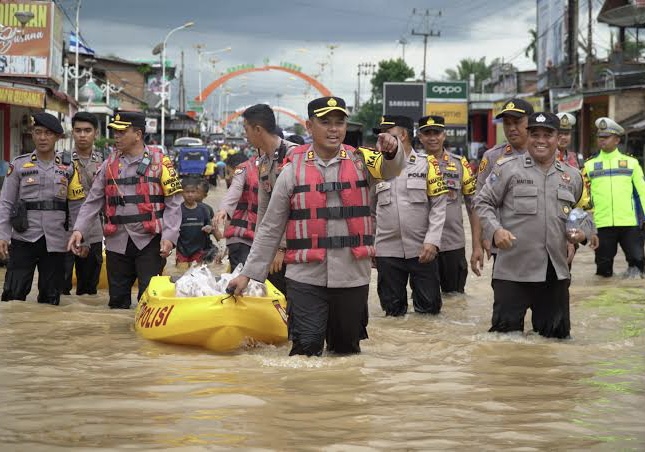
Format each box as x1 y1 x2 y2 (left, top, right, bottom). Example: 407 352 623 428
383 82 425 119
426 81 468 100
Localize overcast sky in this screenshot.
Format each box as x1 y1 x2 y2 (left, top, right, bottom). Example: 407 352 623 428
60 0 611 127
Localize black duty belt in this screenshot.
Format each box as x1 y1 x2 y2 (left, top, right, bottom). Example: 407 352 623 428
289 205 371 220
292 180 369 194
25 200 67 211
107 195 166 206
287 234 374 250
235 202 258 213
106 176 161 185
108 209 164 225
229 218 255 230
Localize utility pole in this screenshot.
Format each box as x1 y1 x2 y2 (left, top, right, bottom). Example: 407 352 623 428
179 49 186 112
585 0 593 88
567 0 579 86
411 8 441 82
397 38 408 62
356 62 376 110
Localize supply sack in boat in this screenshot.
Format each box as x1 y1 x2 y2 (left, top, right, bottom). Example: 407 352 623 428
175 265 221 297
220 264 267 297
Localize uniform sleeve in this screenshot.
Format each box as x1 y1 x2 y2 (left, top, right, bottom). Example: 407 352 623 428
358 141 406 183
474 164 511 244
218 166 246 218
461 156 477 196
161 192 183 245
241 164 293 283
0 162 19 241
476 155 492 191
631 161 645 213
160 156 182 196
73 161 107 240
574 169 594 211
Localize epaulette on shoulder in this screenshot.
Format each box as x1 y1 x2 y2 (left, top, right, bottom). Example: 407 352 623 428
11 153 31 164
416 151 428 157
495 155 518 167
448 152 463 160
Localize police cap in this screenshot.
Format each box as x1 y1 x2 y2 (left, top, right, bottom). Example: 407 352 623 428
495 98 534 119
595 117 624 137
32 112 64 135
108 111 146 131
307 96 348 118
555 112 576 131
372 115 414 134
526 112 560 131
418 115 446 131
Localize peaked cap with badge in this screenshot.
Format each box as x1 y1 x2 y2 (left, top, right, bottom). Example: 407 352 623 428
307 96 349 118
595 117 624 137
495 98 535 119
108 111 147 131
526 112 560 130
556 112 576 131
418 115 446 131
372 115 414 134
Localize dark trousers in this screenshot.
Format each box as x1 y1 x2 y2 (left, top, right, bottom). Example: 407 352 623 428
375 256 442 316
105 235 165 309
595 226 645 276
62 242 103 295
267 263 287 296
490 260 570 339
1 237 65 305
285 279 369 356
437 247 468 294
227 242 251 272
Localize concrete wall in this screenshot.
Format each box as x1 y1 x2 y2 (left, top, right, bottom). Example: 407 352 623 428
609 89 645 123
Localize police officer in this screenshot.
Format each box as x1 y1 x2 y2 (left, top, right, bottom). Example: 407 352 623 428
471 98 534 275
0 113 85 305
227 96 405 356
555 112 579 168
214 151 258 270
68 111 183 308
582 117 645 278
372 115 447 316
62 112 104 295
474 112 596 338
417 115 477 294
238 104 297 295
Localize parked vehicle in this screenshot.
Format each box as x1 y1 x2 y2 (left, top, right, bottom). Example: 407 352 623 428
176 147 210 177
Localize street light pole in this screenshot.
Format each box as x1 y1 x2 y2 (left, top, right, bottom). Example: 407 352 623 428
196 46 231 103
160 21 194 149
74 0 82 101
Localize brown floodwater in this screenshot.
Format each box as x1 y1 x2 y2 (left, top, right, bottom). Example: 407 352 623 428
1 182 644 451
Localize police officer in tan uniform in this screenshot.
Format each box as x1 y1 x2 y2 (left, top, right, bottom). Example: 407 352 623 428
68 112 183 309
474 112 596 338
62 112 105 295
471 98 534 275
0 113 85 305
555 112 579 168
228 96 405 356
245 104 298 295
417 115 477 294
372 115 448 316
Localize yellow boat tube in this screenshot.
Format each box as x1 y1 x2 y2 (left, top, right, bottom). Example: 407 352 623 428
134 276 288 353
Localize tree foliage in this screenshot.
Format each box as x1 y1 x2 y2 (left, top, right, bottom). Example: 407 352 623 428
444 57 492 92
370 58 415 101
525 29 537 65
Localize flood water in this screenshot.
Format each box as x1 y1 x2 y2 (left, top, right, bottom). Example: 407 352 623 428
1 181 644 451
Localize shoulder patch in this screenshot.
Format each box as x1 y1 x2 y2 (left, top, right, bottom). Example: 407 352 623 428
6 163 13 176
495 155 518 167
478 158 488 173
234 166 245 175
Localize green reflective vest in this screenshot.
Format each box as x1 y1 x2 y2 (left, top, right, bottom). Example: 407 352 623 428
582 149 645 228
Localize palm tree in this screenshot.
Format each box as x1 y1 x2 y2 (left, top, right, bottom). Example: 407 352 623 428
444 57 492 92
525 29 537 65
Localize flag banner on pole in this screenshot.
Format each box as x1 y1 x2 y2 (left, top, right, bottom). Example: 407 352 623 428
69 32 96 56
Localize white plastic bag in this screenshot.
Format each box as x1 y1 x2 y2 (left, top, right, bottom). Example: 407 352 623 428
175 265 221 297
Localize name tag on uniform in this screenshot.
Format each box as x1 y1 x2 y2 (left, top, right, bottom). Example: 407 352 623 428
594 162 603 170
375 181 391 193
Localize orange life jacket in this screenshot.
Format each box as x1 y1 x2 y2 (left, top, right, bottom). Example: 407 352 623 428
103 148 165 236
225 156 259 240
284 144 375 264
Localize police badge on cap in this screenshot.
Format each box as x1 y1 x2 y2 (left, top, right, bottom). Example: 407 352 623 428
527 112 560 130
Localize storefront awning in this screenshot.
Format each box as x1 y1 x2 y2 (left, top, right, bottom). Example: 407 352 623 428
0 84 45 108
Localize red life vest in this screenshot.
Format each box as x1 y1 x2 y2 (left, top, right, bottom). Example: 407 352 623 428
103 148 166 236
284 144 375 264
225 156 259 240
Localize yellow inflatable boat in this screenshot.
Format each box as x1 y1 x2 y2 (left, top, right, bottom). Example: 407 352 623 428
134 276 288 353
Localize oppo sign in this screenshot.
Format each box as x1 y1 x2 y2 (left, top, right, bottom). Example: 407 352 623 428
426 81 468 100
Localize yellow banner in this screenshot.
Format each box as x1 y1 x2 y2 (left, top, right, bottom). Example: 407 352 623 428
425 102 468 126
0 86 45 108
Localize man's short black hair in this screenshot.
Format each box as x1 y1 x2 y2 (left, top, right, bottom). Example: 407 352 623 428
181 177 201 190
242 104 277 134
72 112 99 129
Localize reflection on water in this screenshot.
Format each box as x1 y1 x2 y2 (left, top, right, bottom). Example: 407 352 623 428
0 184 644 450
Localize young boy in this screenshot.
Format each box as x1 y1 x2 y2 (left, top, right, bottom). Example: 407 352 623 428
176 178 214 268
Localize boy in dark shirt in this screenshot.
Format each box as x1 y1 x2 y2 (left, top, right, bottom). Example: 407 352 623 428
176 178 214 269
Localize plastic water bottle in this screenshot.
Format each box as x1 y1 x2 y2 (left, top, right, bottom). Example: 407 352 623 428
566 208 588 234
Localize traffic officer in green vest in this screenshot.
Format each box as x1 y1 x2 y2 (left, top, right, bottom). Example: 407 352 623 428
582 117 645 278
227 96 405 356
62 112 105 296
0 113 86 305
68 111 183 308
372 115 448 316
